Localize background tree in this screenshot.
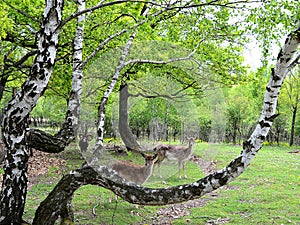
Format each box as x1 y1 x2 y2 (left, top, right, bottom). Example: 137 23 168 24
280 67 300 146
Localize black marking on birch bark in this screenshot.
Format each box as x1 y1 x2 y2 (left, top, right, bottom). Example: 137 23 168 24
270 94 278 99
272 75 281 82
40 73 46 80
257 134 265 141
285 57 291 63
270 67 282 82
277 50 283 60
264 101 272 105
227 156 245 177
243 140 252 151
265 114 279 122
42 39 48 48
214 171 229 186
259 120 271 128
28 89 37 98
31 63 40 74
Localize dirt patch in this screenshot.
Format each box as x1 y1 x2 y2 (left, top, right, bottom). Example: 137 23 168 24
0 149 65 189
189 155 217 175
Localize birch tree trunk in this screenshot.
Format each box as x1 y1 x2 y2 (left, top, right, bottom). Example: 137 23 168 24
58 0 86 223
0 0 63 223
32 20 300 225
68 0 86 137
92 31 137 161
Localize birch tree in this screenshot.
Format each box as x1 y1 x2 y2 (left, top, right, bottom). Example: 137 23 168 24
0 1 63 223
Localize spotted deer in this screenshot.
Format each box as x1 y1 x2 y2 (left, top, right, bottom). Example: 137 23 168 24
154 138 195 179
109 152 158 202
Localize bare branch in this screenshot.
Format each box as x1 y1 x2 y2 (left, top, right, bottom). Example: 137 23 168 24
10 50 38 67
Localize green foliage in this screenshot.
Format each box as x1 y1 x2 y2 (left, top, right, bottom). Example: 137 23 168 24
31 96 67 122
244 0 299 60
0 3 13 39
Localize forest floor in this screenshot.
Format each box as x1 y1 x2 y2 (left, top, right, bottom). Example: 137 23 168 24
1 145 299 224
0 148 228 224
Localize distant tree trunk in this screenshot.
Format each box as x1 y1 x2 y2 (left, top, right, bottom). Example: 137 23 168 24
119 82 142 152
289 105 297 146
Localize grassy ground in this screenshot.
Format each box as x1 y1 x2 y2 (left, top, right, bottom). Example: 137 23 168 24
23 143 300 224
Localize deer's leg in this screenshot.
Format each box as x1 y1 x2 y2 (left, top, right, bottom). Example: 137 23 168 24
109 191 118 203
183 161 187 179
178 161 182 179
109 191 113 203
157 163 162 178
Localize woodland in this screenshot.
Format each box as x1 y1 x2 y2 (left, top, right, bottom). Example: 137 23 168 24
0 0 299 224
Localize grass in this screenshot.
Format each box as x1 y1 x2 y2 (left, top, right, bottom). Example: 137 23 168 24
23 143 300 224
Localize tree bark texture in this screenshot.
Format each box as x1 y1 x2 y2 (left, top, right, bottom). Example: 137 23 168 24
0 0 63 224
93 32 137 162
33 22 300 224
68 0 86 137
59 1 86 223
119 82 142 152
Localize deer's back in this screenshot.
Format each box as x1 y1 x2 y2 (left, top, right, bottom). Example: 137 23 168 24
165 145 192 160
111 161 151 185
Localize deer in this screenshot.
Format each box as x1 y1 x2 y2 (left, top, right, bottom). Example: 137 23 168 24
78 134 93 152
109 152 158 202
153 137 195 179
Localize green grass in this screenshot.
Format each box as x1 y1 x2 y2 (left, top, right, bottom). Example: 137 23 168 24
23 143 300 224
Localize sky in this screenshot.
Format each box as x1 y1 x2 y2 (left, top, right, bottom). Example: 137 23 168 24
243 42 262 69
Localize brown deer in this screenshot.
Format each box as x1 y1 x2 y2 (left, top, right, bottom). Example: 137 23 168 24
154 138 195 179
109 152 158 202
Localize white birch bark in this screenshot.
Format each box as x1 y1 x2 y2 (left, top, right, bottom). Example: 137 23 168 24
0 0 63 223
92 4 153 161
90 31 137 163
69 0 86 135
